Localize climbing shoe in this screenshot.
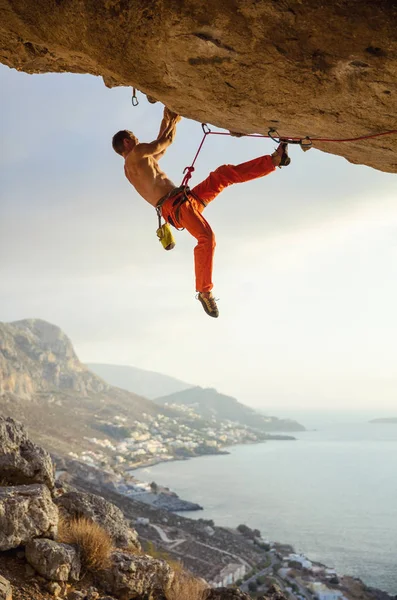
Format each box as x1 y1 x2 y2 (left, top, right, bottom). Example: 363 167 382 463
197 292 219 318
276 141 291 167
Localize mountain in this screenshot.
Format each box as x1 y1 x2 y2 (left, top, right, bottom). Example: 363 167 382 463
370 417 397 424
155 387 305 432
87 363 193 400
0 319 171 455
1 319 281 469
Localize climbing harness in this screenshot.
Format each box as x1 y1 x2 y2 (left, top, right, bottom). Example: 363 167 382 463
155 185 207 246
181 123 397 186
155 187 189 249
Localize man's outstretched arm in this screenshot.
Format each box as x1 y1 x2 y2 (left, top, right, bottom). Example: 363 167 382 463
136 107 180 159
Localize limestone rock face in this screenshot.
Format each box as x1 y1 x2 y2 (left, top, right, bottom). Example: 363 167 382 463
0 416 55 489
0 0 396 172
56 491 140 550
98 551 173 598
0 484 58 551
26 538 81 582
0 320 109 399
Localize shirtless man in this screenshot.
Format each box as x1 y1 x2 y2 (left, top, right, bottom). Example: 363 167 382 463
112 107 290 318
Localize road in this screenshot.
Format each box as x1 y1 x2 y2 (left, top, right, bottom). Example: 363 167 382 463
150 523 251 570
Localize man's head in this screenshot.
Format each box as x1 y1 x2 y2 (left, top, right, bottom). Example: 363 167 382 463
112 130 138 157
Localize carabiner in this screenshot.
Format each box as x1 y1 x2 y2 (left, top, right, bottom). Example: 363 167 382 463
268 128 281 144
131 88 139 107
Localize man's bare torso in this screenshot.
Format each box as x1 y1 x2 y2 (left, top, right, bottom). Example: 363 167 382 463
124 148 176 207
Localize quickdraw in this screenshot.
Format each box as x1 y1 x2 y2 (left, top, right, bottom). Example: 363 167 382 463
131 87 139 107
268 128 313 152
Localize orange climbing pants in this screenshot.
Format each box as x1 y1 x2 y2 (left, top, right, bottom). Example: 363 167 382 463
161 154 276 293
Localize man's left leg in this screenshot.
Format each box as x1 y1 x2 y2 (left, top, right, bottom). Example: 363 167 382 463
191 152 281 206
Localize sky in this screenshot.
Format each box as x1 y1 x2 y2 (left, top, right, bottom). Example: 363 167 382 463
1 65 396 412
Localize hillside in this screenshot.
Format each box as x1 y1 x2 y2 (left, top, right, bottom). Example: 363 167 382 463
1 319 286 471
155 387 305 432
87 363 193 399
1 415 282 600
0 319 170 455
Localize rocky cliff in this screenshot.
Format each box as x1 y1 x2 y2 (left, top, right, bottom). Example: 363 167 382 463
0 416 286 600
0 0 396 172
0 319 108 399
0 319 169 455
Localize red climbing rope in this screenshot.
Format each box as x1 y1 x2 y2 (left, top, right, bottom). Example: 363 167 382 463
181 125 212 186
180 123 397 186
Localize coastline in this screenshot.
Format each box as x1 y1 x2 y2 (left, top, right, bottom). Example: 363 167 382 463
132 430 397 595
128 435 295 473
127 447 231 473
60 433 396 598
122 438 297 512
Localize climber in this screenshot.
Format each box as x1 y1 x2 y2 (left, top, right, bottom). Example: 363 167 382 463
112 106 290 318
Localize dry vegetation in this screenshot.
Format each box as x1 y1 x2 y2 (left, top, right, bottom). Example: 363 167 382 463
144 542 208 600
58 516 113 570
165 568 209 600
57 517 208 599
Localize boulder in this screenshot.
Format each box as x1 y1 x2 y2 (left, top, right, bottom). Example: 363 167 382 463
0 416 54 489
26 538 81 582
98 551 173 598
0 576 12 600
0 484 58 551
56 491 140 550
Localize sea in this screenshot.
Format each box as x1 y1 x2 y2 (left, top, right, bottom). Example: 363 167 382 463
134 410 397 595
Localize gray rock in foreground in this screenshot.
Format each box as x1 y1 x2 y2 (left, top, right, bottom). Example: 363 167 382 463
98 551 173 598
0 484 58 550
0 416 55 489
26 538 81 582
0 575 12 600
56 490 140 550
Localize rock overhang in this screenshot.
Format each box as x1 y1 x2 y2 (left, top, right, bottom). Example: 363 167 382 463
0 0 396 172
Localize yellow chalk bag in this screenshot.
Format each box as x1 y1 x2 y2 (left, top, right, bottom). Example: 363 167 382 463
156 222 176 251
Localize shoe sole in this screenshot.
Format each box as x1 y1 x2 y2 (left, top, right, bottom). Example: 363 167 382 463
197 296 219 318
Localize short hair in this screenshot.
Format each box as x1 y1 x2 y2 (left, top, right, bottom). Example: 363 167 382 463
112 130 137 155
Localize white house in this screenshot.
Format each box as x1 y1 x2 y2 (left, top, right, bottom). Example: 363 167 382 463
308 582 346 600
212 563 246 588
